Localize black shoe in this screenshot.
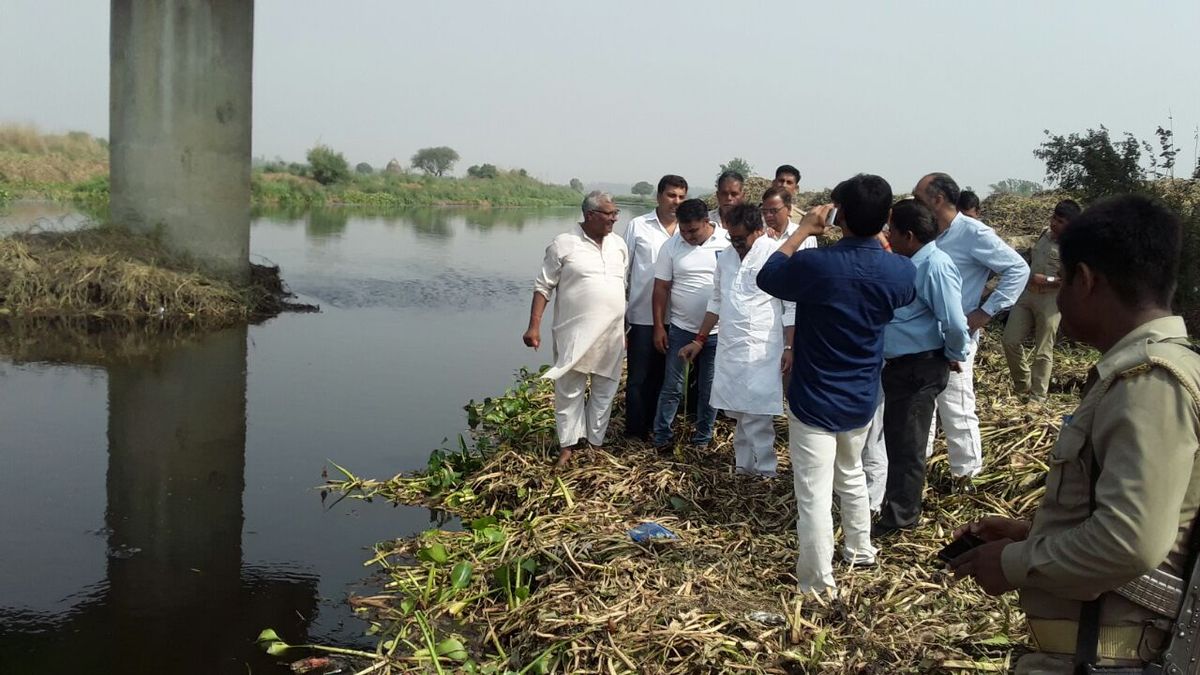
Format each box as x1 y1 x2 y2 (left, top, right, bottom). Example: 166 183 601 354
871 522 911 539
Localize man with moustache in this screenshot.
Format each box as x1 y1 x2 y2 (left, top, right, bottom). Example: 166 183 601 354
772 164 807 223
680 204 795 476
523 191 629 467
951 195 1200 673
761 186 802 240
709 170 745 231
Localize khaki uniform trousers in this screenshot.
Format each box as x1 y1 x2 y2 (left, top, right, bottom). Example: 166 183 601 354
1003 289 1061 397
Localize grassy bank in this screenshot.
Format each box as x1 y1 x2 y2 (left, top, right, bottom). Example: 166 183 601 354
0 124 583 209
251 170 581 208
298 333 1095 674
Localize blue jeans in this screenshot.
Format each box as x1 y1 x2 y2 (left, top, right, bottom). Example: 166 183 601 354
653 327 717 446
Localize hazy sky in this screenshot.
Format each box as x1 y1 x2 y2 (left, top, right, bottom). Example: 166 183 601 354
2 1 1198 193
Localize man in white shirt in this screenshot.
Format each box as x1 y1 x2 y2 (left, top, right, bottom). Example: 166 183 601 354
680 204 795 476
708 170 745 231
524 191 629 467
913 173 1030 491
623 175 688 440
650 199 730 449
761 186 798 239
772 164 807 224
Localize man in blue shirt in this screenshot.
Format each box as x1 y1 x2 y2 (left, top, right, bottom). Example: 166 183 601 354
874 200 971 536
757 174 916 592
914 173 1029 490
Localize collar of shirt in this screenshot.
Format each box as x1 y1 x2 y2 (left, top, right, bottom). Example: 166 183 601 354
833 235 884 250
1094 315 1190 381
910 240 944 265
939 212 974 240
575 223 606 248
641 210 674 231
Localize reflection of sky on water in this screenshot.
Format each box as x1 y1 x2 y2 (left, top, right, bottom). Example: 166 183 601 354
0 205 643 674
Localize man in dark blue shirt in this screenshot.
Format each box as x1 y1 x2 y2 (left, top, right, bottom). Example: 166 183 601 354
757 173 916 592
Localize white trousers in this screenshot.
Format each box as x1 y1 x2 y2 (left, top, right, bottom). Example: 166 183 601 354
926 337 983 477
860 382 887 512
788 412 877 592
553 370 620 447
727 411 778 476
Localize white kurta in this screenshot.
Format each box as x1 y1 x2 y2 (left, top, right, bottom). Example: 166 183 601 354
534 225 628 381
708 236 798 415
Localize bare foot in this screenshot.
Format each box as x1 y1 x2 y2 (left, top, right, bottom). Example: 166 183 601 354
553 447 574 468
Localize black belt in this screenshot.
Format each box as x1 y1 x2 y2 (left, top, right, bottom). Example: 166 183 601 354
885 349 943 366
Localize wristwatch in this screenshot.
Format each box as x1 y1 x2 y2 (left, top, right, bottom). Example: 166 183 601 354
783 346 793 351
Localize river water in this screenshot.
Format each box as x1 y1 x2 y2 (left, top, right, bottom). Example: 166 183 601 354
0 201 641 674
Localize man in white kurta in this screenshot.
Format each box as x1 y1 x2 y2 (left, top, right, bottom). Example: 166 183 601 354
523 192 628 466
680 204 804 476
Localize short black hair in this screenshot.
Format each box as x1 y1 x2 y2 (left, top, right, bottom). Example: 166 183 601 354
716 170 744 189
657 174 688 195
831 174 893 237
775 164 801 183
956 190 980 213
1059 194 1181 309
725 203 764 232
889 199 937 244
1053 199 1082 221
922 172 961 207
761 185 792 207
676 198 709 224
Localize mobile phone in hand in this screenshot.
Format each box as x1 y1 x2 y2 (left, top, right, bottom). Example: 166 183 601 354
936 533 985 564
825 207 838 227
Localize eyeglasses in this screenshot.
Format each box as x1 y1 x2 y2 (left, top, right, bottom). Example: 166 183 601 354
590 209 621 217
759 207 784 215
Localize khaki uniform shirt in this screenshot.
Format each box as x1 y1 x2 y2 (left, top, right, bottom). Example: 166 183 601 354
789 203 807 224
1029 229 1061 278
1001 316 1200 625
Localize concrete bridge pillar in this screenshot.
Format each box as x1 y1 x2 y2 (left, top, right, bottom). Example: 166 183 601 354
109 0 254 284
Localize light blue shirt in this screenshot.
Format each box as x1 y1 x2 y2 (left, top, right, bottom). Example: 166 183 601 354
936 212 1030 317
884 242 971 361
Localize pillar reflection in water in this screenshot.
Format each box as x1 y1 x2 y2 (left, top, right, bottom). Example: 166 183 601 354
105 325 250 669
0 326 316 675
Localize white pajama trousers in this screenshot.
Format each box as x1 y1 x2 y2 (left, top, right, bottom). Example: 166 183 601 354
727 411 778 476
788 412 877 592
860 381 887 512
553 370 620 447
926 337 983 477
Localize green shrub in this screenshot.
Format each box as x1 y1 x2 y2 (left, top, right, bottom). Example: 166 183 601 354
307 145 350 186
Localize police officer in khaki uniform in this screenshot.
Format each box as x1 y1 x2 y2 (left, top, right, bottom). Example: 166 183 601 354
950 194 1200 674
1002 200 1082 400
771 164 807 223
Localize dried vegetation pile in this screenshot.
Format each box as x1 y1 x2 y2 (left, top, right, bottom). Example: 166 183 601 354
314 334 1098 674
